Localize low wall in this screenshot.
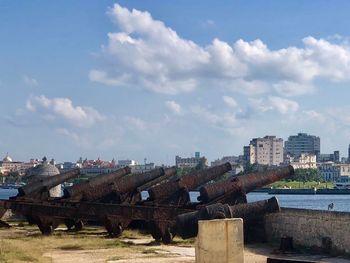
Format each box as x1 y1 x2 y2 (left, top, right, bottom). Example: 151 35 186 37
265 208 350 255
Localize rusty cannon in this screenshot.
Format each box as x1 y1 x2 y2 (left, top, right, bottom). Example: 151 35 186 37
63 167 131 201
146 163 231 243
99 167 177 204
61 167 177 234
176 197 280 239
148 162 232 205
17 168 81 200
198 165 294 205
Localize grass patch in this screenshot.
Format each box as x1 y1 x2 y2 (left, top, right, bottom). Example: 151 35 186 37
268 181 335 189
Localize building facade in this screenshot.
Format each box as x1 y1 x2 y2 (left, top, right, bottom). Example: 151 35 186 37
210 156 240 167
130 163 155 174
290 153 317 169
175 152 208 168
319 162 350 182
285 133 320 158
244 136 284 166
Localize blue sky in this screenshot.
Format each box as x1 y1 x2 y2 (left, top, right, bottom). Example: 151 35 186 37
1 1 350 164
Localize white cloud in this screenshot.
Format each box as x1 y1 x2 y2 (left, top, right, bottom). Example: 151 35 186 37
26 95 105 128
222 96 238 108
22 75 38 86
89 4 350 97
165 100 183 115
250 96 299 114
124 116 147 130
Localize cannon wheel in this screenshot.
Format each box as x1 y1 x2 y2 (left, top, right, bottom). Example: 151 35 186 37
148 221 162 241
161 227 173 244
74 221 84 232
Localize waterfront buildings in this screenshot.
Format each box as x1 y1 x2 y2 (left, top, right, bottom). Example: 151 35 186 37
285 133 320 158
319 162 350 182
289 153 317 169
0 153 39 176
243 136 284 166
175 152 208 168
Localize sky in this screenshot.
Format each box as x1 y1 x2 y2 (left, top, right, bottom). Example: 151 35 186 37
1 1 350 164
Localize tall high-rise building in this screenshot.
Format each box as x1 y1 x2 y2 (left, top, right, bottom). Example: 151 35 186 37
348 144 350 163
285 133 320 158
243 136 284 166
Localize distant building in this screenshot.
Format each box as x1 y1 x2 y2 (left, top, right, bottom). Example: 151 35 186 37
77 157 119 176
118 159 137 167
348 144 350 163
211 156 240 167
319 162 350 182
289 153 317 169
175 152 208 168
285 133 320 158
0 153 38 176
243 136 284 166
131 163 155 174
319 151 340 163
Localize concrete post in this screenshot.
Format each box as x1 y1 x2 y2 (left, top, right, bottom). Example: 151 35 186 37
195 218 244 263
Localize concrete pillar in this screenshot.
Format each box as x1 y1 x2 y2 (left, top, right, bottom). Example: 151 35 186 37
196 218 244 263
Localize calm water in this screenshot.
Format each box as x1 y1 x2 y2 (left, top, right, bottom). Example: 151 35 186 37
2 188 350 212
0 189 18 200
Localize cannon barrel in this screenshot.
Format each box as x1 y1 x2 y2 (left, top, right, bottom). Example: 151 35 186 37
198 165 294 203
110 167 177 194
176 197 280 239
148 162 232 201
17 168 80 197
63 167 131 200
137 167 178 192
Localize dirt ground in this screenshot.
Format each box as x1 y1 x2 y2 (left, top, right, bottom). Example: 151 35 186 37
1 223 350 263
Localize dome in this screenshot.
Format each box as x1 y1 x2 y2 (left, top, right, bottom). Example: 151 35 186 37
3 153 12 162
27 157 61 197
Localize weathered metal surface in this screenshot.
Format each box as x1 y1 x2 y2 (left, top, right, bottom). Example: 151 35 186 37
113 167 169 194
176 197 280 239
0 220 11 228
17 168 80 198
198 165 294 204
137 167 178 192
3 198 192 226
148 162 232 202
63 167 131 200
82 167 173 203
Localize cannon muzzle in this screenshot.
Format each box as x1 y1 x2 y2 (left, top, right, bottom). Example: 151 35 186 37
198 165 294 203
17 168 80 198
63 167 131 200
148 162 231 202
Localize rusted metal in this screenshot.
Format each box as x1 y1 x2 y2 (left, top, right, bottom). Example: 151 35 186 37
113 167 171 194
80 167 174 203
2 198 192 237
148 162 231 203
137 167 178 192
63 167 131 201
176 197 280 239
17 168 80 198
198 165 294 204
0 220 11 228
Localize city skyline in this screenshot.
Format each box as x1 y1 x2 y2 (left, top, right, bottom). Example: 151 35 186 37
2 1 350 163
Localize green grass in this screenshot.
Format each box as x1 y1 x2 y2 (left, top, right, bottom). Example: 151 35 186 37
268 181 335 189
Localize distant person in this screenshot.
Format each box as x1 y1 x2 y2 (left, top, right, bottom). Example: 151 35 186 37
328 203 334 210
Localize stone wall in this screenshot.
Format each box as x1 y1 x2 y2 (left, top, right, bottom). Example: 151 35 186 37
265 208 350 255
